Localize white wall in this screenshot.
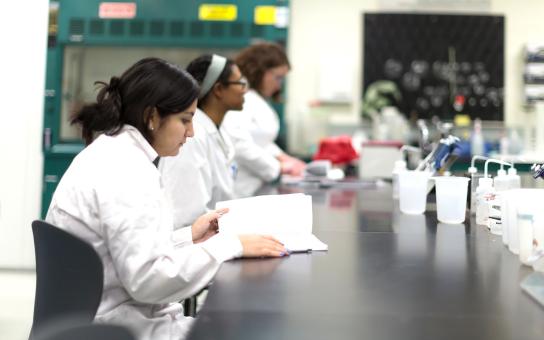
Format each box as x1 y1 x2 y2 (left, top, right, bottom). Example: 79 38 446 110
286 0 544 154
0 2 48 268
494 0 544 126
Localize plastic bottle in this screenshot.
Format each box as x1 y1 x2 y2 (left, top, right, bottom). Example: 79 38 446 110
467 166 480 215
471 118 485 157
467 156 488 215
508 129 523 155
490 168 509 235
507 166 521 189
475 159 512 229
502 166 522 247
475 177 494 227
499 131 509 156
518 203 536 266
392 159 407 200
494 168 510 191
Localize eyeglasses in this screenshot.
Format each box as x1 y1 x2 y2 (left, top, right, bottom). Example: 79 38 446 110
224 77 248 90
272 74 285 83
268 70 286 84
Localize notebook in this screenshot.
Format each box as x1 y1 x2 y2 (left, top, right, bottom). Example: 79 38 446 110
215 193 328 252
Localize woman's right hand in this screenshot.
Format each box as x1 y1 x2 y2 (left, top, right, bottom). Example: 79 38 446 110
238 235 288 257
278 153 306 177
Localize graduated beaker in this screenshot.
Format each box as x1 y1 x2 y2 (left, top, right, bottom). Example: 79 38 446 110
399 171 431 214
433 176 470 224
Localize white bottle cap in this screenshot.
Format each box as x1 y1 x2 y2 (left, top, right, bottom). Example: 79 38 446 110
468 166 478 174
478 177 493 189
497 169 507 177
508 167 517 175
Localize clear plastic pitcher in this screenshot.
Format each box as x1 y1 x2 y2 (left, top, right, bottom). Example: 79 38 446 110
433 176 470 224
399 171 432 214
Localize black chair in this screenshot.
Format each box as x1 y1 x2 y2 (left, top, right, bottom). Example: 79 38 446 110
30 220 104 338
183 283 212 317
32 319 135 340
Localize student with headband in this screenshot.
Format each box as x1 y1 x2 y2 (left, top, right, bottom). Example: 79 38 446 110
45 57 287 340
160 54 249 228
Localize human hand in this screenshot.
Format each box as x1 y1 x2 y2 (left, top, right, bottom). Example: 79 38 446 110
279 154 306 176
238 235 288 257
287 157 306 176
192 208 229 243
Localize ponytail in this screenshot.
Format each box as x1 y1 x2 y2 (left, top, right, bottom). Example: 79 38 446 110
71 76 123 145
71 58 199 146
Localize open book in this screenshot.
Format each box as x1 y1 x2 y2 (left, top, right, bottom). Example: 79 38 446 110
215 193 328 252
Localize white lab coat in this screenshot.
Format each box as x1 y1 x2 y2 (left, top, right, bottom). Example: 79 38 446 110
159 109 236 229
46 125 243 340
222 89 282 197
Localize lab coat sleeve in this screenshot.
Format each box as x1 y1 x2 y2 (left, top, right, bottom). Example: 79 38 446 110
172 226 193 247
265 142 284 158
160 139 212 229
99 175 242 305
224 121 281 182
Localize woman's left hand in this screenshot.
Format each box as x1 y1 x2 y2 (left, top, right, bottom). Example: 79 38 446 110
192 208 229 243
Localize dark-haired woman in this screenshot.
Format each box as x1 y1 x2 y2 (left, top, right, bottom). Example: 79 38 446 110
223 42 306 197
45 57 287 339
160 54 247 228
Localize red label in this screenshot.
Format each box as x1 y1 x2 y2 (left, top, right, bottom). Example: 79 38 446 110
99 2 137 19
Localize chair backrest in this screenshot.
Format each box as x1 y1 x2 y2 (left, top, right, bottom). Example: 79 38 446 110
30 220 104 337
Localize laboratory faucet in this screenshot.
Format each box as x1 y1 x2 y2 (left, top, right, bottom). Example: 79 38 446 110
432 116 454 139
417 119 431 154
416 135 461 174
531 163 544 180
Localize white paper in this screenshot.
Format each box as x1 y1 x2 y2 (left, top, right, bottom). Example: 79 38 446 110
216 194 328 252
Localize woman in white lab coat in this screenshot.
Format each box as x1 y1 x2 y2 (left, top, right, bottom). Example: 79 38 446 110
45 57 287 340
223 42 306 197
160 54 248 228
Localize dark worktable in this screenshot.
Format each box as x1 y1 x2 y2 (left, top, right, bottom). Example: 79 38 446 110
188 183 544 340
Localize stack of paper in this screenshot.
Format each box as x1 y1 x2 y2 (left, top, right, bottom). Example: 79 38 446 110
215 193 328 252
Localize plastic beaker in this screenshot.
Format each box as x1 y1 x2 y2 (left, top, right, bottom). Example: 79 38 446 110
399 171 432 214
509 189 543 255
433 176 470 224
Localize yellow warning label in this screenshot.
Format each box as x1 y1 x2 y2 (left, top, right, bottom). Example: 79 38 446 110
254 6 276 25
454 114 471 127
199 4 237 21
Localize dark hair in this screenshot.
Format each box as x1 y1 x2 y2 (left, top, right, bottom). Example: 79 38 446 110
235 42 290 99
72 57 199 145
186 54 235 108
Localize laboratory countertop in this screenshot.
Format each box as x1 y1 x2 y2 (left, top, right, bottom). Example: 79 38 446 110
187 184 544 340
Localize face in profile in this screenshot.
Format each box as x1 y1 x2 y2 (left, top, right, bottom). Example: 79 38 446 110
260 64 289 99
221 65 248 111
151 99 197 157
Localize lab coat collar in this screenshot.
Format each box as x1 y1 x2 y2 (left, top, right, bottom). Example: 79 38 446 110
195 108 235 163
120 124 158 164
194 108 219 134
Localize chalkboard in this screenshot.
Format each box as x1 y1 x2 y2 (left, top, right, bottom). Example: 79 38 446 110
363 13 504 121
